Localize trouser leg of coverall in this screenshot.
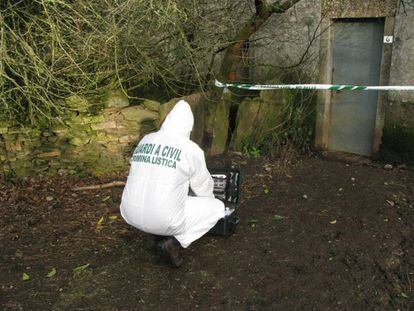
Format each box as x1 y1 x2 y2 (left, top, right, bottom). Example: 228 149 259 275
174 196 224 248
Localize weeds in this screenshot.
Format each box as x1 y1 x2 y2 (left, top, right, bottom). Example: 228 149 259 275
240 89 316 159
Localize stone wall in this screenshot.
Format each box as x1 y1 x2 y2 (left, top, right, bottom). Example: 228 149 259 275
0 92 212 177
0 87 289 176
0 91 159 176
383 1 414 157
230 89 290 151
250 0 322 82
322 0 397 18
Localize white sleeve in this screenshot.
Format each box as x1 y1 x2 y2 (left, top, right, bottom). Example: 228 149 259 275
189 147 215 198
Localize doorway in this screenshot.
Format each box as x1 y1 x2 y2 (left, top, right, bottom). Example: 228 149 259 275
328 19 385 156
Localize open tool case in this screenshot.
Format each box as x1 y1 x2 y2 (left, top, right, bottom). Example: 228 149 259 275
208 167 241 237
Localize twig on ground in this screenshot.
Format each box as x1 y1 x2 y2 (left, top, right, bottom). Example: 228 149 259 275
73 181 126 191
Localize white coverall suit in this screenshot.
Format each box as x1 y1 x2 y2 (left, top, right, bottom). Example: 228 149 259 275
120 100 225 248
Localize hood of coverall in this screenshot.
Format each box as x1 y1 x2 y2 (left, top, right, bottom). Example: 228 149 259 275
161 100 194 138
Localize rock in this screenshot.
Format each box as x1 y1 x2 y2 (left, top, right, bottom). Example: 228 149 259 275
91 121 117 131
121 106 159 123
65 115 105 127
52 126 69 137
105 143 122 153
66 95 89 112
142 99 161 112
47 136 58 143
0 121 11 134
46 196 54 202
37 150 61 158
229 151 243 156
18 128 41 139
69 136 90 146
119 135 139 144
209 92 231 155
5 140 22 152
94 132 119 144
158 93 205 144
231 88 287 151
82 115 106 124
263 164 272 172
58 169 67 176
102 110 124 124
230 97 261 150
384 164 393 170
397 164 407 170
159 100 178 126
106 89 129 108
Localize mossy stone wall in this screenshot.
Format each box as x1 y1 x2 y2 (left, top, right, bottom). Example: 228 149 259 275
231 89 289 151
0 91 159 176
0 92 209 177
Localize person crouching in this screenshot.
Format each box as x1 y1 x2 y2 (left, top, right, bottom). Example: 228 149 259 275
120 100 225 267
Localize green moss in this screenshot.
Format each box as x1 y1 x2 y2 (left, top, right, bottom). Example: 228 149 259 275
209 92 231 155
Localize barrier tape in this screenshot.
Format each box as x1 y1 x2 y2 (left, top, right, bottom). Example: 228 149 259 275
215 79 414 91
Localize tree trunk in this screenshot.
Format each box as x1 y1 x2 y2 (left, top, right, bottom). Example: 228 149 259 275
203 0 302 153
218 0 302 82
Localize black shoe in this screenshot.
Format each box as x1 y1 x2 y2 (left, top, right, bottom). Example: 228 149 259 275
153 235 167 248
159 237 183 268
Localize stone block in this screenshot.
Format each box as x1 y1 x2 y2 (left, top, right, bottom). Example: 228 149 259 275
6 127 20 135
2 134 17 141
94 131 120 144
104 111 124 123
37 150 61 158
91 121 117 131
66 95 89 112
15 150 32 158
119 135 139 144
121 106 159 123
159 100 178 127
230 89 288 151
0 120 11 128
142 99 161 112
106 89 129 108
117 121 141 131
5 140 22 152
209 92 231 155
69 136 90 146
159 94 203 123
47 136 59 143
65 115 104 126
105 143 122 153
52 126 70 137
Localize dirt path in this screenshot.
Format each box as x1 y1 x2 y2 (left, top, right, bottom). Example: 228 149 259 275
1 155 413 310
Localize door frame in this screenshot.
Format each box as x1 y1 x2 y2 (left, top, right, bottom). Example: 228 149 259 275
315 16 396 155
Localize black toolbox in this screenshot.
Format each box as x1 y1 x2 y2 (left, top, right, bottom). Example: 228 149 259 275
208 167 241 237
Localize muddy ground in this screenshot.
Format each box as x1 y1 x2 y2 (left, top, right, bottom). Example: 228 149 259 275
1 154 413 310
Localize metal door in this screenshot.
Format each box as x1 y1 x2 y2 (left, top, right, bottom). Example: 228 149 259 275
328 19 384 156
